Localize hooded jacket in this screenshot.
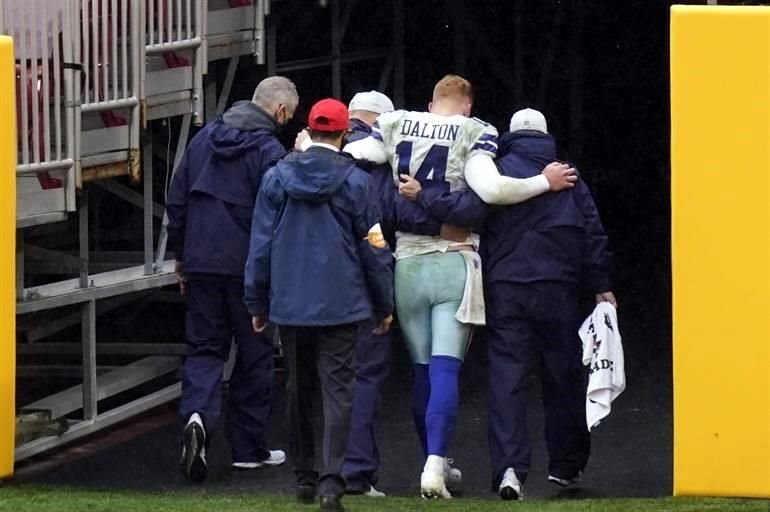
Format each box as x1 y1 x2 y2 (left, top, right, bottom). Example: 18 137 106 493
479 131 612 292
244 146 394 326
166 101 286 276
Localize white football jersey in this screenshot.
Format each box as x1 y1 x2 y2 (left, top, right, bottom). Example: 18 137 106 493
372 110 498 192
370 110 498 258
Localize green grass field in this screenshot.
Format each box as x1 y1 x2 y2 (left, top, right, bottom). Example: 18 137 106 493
0 486 767 512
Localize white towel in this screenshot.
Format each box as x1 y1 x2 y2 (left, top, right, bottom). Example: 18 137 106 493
454 251 486 325
579 302 625 431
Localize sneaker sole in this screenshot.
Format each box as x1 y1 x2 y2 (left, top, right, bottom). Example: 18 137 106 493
499 485 520 501
421 490 450 500
548 476 579 488
184 423 206 483
232 461 285 470
257 458 286 467
420 483 451 500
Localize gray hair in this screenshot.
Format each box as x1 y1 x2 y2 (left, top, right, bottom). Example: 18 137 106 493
252 76 299 111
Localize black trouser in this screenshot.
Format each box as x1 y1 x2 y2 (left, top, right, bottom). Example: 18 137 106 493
180 274 274 463
486 281 590 487
341 320 392 491
280 323 358 498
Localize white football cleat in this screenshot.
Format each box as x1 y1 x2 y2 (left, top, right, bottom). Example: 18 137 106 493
420 455 452 499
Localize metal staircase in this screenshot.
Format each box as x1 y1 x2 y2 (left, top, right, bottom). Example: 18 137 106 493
2 0 270 462
3 0 407 464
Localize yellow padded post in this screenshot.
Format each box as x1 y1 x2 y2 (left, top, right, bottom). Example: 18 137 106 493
0 35 16 479
671 5 770 498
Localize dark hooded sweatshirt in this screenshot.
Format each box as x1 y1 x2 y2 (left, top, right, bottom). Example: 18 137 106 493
244 146 394 326
166 101 286 276
479 131 612 292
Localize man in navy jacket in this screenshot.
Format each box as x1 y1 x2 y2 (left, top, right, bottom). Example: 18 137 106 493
244 98 394 512
166 76 298 483
480 109 616 501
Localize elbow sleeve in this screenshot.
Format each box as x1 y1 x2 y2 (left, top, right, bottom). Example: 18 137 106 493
344 138 388 164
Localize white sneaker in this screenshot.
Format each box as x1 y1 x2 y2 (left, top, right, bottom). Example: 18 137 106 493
444 458 462 493
232 449 286 469
420 455 452 499
363 485 386 498
181 413 207 483
499 467 524 501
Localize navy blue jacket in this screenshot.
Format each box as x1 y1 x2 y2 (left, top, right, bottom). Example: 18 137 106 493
415 181 489 230
479 131 612 292
347 118 488 235
244 146 394 326
166 101 286 277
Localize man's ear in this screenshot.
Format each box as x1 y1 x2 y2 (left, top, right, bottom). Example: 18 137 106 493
463 102 472 117
428 101 434 113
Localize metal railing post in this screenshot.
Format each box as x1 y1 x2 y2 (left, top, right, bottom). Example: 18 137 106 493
191 0 205 125
69 0 81 208
143 135 154 275
81 299 97 421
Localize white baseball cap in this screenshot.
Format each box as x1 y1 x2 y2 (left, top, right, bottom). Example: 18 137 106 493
509 108 548 133
348 90 395 114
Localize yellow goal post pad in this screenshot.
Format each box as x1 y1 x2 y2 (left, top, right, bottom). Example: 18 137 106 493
0 35 17 479
670 5 770 498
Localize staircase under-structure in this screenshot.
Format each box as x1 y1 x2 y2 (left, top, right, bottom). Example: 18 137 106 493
3 0 408 464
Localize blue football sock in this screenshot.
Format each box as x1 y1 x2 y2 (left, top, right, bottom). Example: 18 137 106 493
426 355 462 457
412 364 430 457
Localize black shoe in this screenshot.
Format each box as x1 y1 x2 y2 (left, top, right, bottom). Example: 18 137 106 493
548 470 583 488
181 418 207 483
296 483 316 504
319 495 344 512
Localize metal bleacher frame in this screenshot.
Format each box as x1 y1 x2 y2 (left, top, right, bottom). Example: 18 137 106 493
5 0 406 463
